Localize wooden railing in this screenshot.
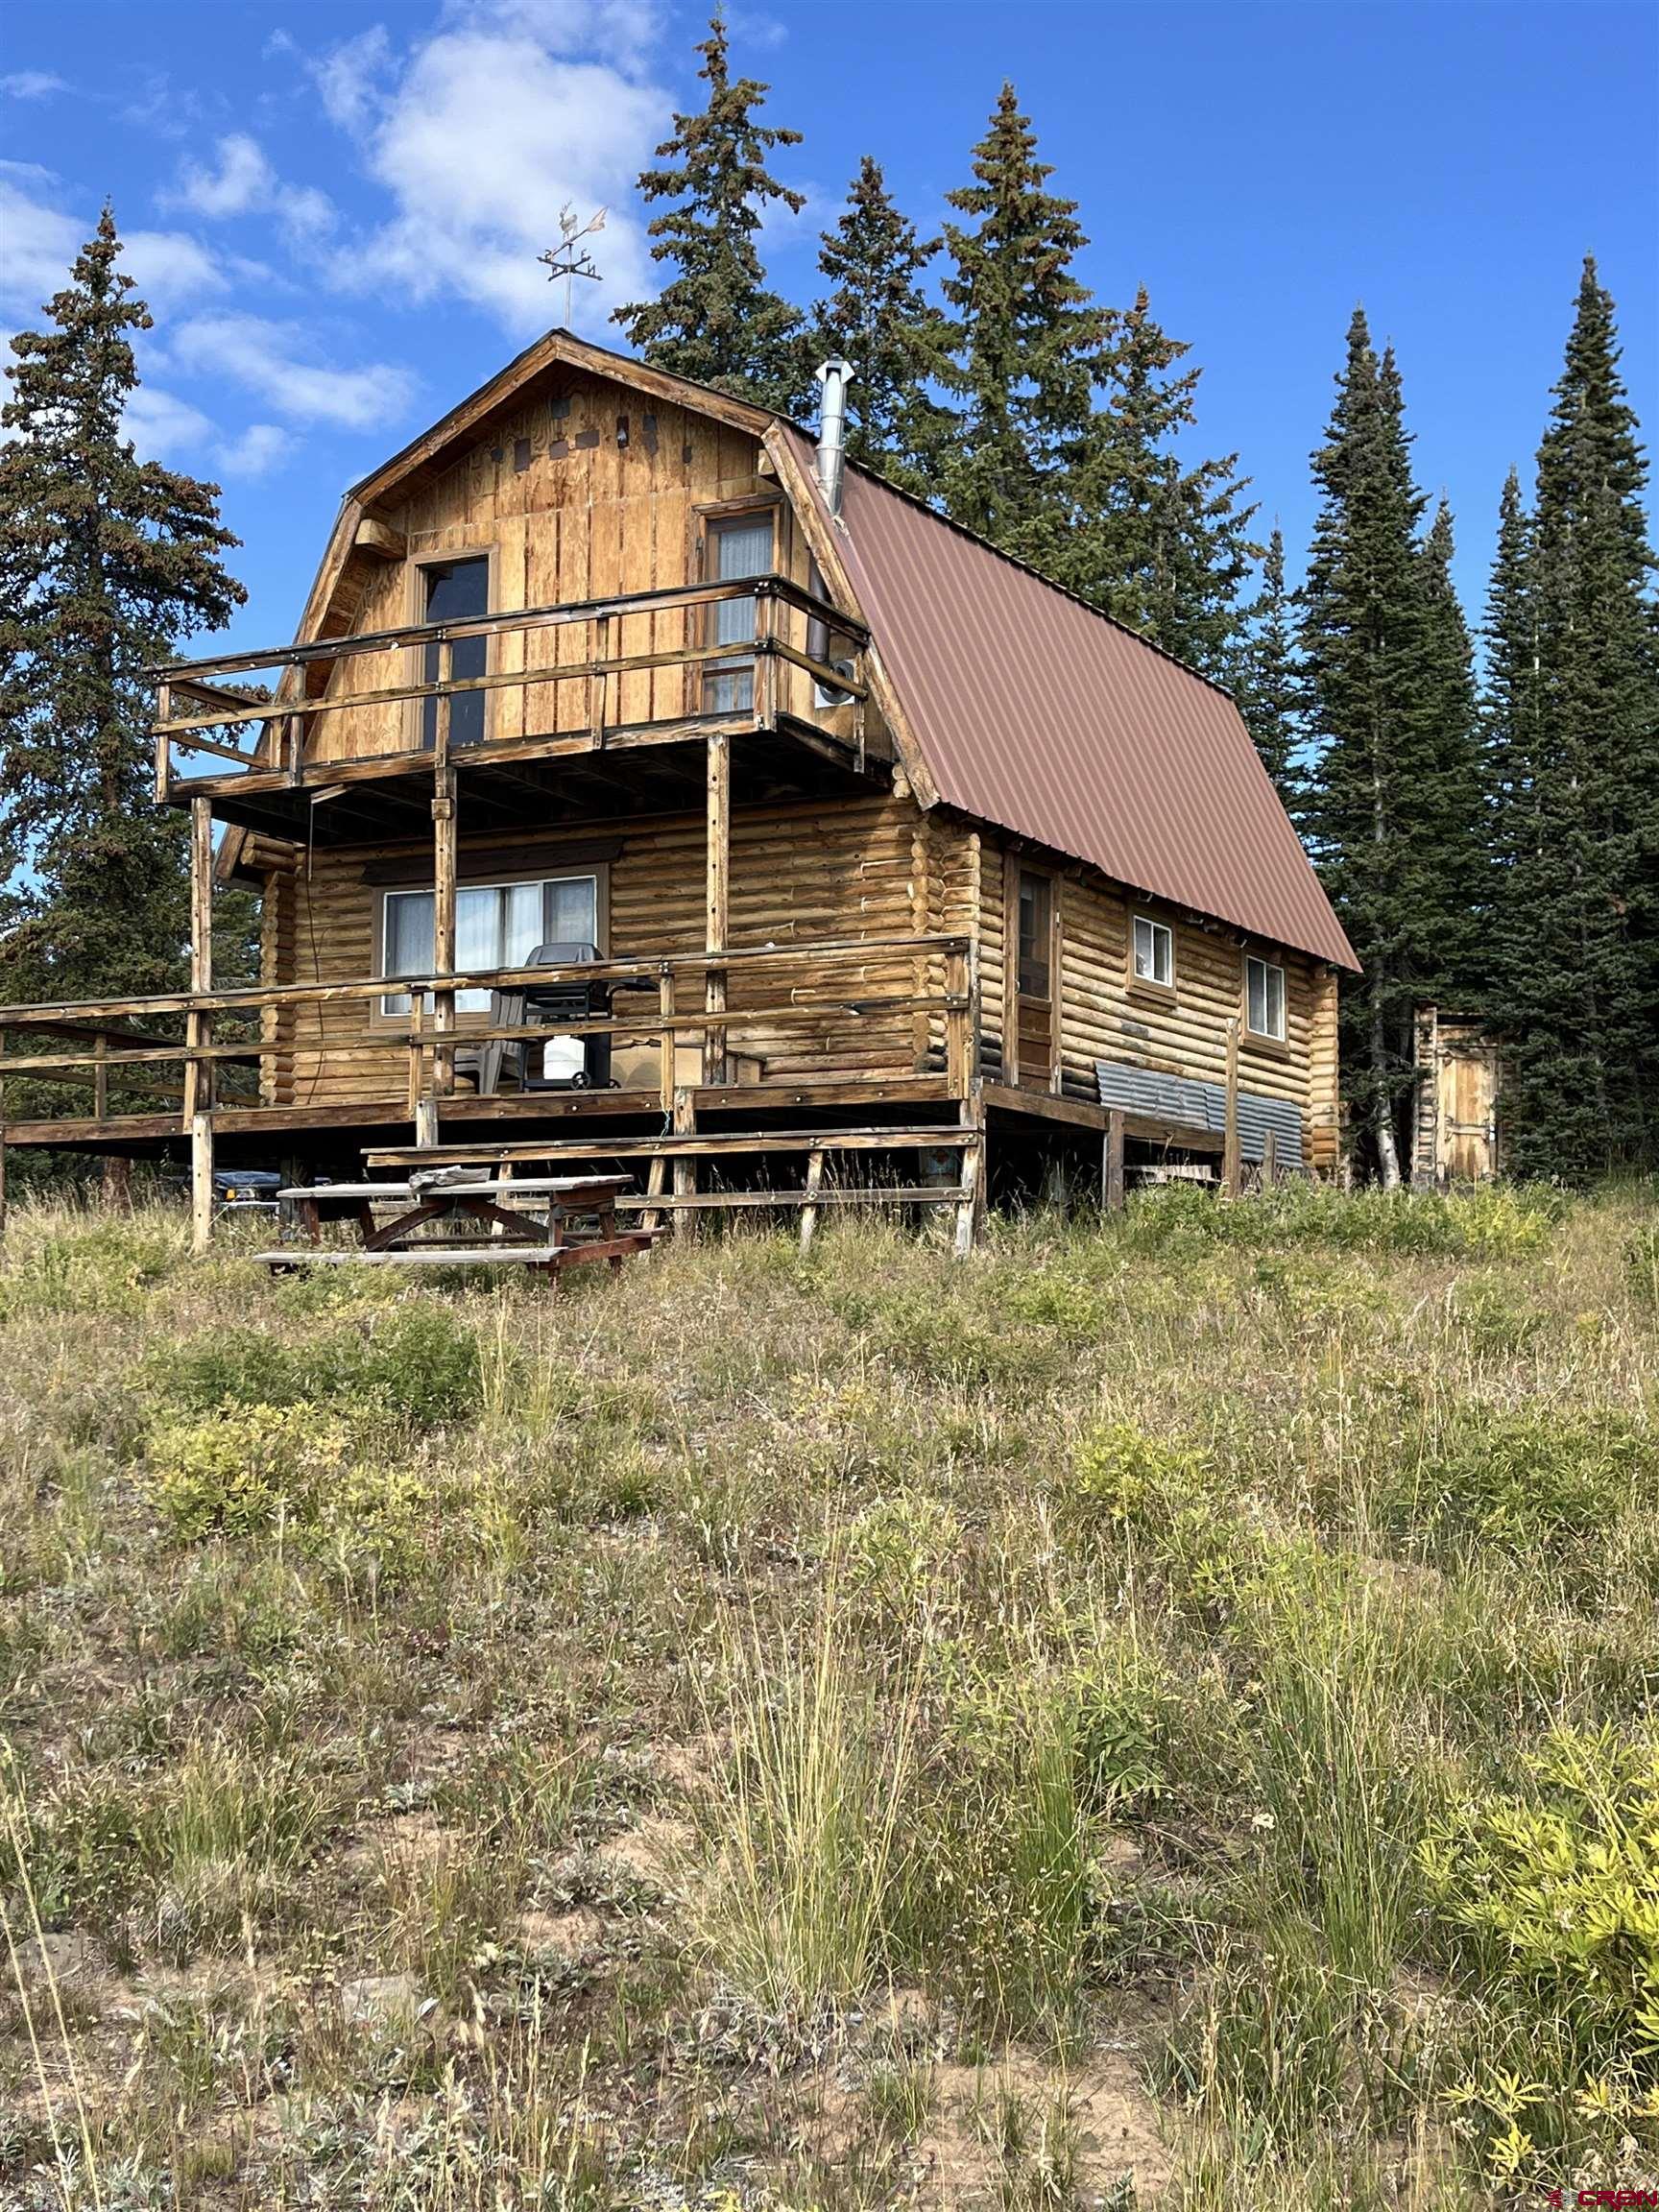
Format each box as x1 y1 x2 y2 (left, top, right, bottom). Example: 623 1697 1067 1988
0 935 977 1199
150 574 873 801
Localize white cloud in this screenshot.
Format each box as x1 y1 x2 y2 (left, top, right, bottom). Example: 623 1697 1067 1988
169 311 417 429
1 71 68 100
315 6 667 336
0 180 83 317
168 132 338 246
313 25 395 132
124 383 215 459
0 177 227 322
125 385 293 479
216 421 292 477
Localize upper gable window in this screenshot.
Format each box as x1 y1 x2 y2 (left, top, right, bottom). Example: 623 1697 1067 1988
1132 915 1173 989
703 510 776 714
419 557 490 751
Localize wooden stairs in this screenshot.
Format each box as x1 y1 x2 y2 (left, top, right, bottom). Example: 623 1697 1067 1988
362 1122 984 1257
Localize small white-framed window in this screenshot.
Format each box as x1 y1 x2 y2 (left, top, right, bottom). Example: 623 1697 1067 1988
380 873 598 1017
1246 954 1287 1041
1132 915 1173 989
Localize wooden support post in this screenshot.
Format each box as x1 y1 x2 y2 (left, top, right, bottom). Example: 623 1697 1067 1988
590 613 610 744
285 708 303 782
0 1030 7 1243
430 761 457 1126
186 794 214 1253
704 733 730 1086
93 1032 109 1124
641 1152 668 1238
1262 1128 1279 1191
155 682 171 805
799 1147 826 1257
672 1085 698 1241
945 946 971 1100
1221 1015 1241 1199
757 588 778 728
953 1127 984 1260
1102 1107 1126 1214
658 965 676 1113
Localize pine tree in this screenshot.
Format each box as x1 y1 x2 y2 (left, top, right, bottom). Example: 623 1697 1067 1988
1231 526 1302 804
1299 312 1473 1187
938 83 1102 560
1417 497 1485 1005
612 12 808 416
809 156 953 496
1480 469 1536 997
0 207 247 1017
1492 257 1659 1177
1056 286 1258 681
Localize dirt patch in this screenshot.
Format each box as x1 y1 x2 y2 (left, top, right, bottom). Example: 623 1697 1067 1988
917 2038 1175 2208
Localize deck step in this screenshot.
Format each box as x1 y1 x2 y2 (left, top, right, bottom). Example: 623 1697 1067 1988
365 1125 974 1171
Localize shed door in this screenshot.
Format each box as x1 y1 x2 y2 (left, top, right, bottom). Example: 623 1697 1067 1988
1438 1037 1500 1180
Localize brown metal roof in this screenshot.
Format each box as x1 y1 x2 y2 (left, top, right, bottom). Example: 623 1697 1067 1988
782 428 1358 972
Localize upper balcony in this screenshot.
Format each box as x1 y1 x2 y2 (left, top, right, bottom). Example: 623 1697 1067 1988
150 572 876 843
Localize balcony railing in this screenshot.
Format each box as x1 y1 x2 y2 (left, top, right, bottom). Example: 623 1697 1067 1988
0 934 976 1145
150 574 873 803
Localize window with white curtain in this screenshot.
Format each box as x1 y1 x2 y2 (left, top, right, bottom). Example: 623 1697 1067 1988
1246 954 1287 1041
380 874 598 1016
1132 914 1174 988
703 511 776 713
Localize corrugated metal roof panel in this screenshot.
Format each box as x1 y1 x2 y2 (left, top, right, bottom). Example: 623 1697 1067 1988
784 430 1358 973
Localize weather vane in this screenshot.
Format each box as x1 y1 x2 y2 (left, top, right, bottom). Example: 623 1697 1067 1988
539 204 607 329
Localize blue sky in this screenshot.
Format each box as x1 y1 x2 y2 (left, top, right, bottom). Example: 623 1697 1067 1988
2 0 1653 657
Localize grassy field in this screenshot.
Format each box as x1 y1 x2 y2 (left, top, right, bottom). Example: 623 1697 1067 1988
1 1182 1656 2210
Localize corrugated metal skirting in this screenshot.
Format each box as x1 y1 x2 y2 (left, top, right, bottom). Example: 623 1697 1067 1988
1095 1058 1305 1167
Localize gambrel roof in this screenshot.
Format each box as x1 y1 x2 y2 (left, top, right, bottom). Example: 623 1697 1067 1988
290 331 1356 971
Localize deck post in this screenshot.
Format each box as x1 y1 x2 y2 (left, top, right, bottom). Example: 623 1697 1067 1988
704 732 730 1085
1262 1127 1279 1191
154 682 171 805
672 1084 698 1240
429 758 458 1135
0 1029 8 1242
1103 1107 1126 1214
658 964 676 1113
799 1147 826 1257
186 794 214 1253
1221 1016 1241 1198
945 946 971 1098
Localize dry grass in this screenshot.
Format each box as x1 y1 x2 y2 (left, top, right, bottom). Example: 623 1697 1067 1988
0 1179 1654 2209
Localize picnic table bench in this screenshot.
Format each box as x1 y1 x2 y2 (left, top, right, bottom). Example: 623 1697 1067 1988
257 1173 657 1278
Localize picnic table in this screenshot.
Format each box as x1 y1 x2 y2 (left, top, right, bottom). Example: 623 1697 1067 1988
258 1173 656 1277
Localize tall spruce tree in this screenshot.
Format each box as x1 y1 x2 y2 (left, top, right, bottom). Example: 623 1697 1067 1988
0 207 246 1015
1231 525 1302 805
612 12 808 415
1418 496 1485 1004
938 83 1102 561
1299 313 1475 1186
1480 469 1537 1014
1056 286 1258 681
1490 257 1659 1177
809 156 953 496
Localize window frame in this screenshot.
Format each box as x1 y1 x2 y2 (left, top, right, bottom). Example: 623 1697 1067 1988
693 496 782 717
1130 913 1175 996
373 862 607 1024
405 544 497 756
1244 952 1289 1046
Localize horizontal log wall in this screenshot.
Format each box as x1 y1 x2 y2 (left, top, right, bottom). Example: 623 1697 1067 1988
974 829 1340 1165
269 791 931 1106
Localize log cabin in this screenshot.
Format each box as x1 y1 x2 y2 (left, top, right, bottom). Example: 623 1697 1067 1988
0 332 1358 1252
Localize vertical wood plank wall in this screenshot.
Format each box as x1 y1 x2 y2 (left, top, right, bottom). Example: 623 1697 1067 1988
302 369 845 766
